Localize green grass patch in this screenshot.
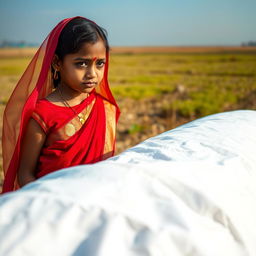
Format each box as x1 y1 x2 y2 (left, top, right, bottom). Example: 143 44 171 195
128 124 145 134
172 88 239 118
112 84 175 99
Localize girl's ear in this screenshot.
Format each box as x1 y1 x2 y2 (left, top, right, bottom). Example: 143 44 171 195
51 54 61 71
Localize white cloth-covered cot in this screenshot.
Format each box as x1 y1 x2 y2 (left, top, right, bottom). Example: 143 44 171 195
0 110 256 256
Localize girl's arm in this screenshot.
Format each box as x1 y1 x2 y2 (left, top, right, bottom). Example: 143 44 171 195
17 118 46 187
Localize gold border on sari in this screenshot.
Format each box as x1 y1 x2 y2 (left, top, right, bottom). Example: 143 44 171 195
31 112 48 133
103 100 117 158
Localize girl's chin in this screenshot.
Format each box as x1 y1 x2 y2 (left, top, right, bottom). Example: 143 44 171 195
81 87 96 94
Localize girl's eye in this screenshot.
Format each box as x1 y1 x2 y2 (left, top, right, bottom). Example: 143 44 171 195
76 62 88 67
96 60 106 68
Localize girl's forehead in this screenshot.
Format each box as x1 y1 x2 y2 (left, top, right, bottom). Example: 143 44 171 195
74 40 106 58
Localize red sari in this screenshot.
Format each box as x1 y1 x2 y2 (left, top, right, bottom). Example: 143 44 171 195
1 17 120 193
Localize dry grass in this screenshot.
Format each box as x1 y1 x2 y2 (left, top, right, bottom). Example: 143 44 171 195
0 48 37 58
111 46 256 54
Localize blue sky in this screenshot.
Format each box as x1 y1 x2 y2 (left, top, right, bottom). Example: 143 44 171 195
0 0 255 46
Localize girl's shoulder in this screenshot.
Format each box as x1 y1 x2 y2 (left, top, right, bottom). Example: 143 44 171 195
32 99 67 134
39 89 65 108
34 99 69 122
35 98 65 110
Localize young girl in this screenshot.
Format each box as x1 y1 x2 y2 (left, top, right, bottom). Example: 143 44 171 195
1 16 120 193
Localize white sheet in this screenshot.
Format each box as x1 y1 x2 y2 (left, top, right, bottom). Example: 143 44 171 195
0 110 256 256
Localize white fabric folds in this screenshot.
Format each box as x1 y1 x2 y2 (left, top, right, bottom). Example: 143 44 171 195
0 110 256 256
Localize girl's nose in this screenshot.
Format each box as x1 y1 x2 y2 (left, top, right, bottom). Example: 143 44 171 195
85 65 96 78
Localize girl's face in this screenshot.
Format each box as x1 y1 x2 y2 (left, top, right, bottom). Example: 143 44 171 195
56 40 106 94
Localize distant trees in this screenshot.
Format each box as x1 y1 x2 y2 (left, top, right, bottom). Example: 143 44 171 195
0 40 38 48
241 41 256 47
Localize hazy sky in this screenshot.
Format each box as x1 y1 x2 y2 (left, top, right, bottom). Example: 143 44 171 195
0 0 255 46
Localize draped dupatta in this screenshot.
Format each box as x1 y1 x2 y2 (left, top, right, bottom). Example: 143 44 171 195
1 16 120 193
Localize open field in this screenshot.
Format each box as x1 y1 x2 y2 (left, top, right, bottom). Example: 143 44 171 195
1 46 256 189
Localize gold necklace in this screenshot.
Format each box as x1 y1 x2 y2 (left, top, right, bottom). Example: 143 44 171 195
58 87 88 125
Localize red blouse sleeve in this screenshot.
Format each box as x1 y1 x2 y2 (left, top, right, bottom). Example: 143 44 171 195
31 111 48 133
30 100 50 134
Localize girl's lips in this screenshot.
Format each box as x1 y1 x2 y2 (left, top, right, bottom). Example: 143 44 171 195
82 82 97 88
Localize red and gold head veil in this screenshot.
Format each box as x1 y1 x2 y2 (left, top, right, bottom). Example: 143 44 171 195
1 16 119 193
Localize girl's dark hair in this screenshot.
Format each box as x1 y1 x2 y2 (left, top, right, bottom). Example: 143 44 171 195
53 17 109 87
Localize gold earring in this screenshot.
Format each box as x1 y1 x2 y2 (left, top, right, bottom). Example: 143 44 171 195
53 69 59 80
